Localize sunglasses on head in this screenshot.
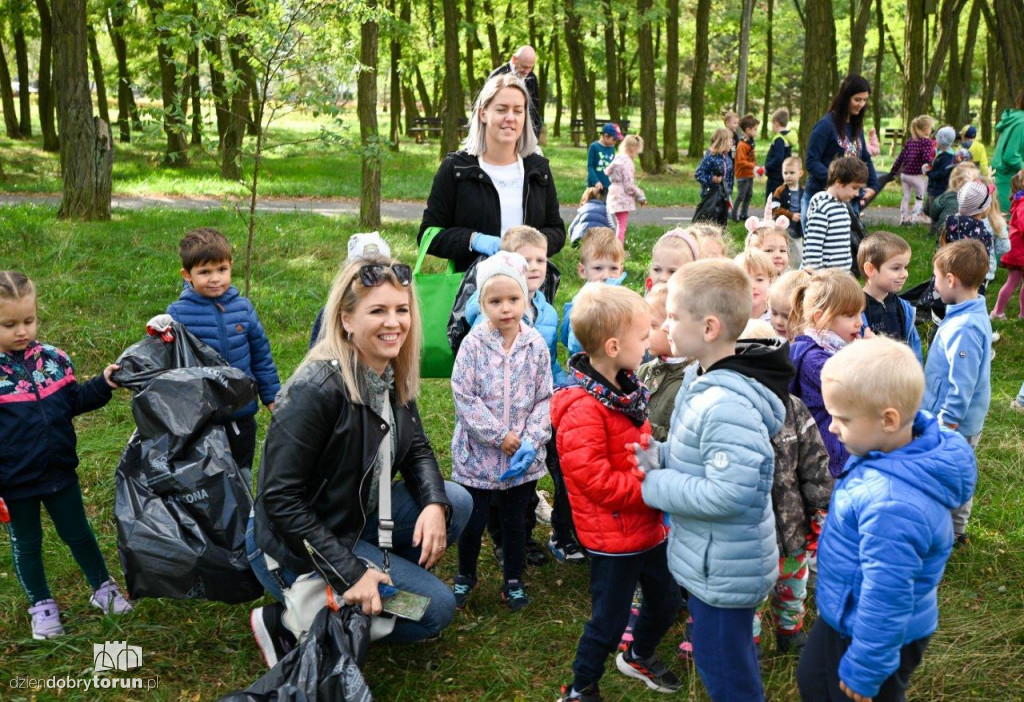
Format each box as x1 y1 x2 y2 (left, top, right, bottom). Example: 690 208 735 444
359 263 412 288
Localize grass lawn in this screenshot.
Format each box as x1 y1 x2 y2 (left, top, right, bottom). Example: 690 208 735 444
0 106 917 209
0 204 1022 700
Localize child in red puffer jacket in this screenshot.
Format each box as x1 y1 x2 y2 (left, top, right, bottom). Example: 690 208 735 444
552 283 682 702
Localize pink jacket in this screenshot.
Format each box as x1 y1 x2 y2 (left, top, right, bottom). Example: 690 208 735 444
605 155 646 214
450 321 552 489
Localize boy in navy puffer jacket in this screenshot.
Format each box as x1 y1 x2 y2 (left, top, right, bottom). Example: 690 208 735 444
167 228 280 482
797 337 976 702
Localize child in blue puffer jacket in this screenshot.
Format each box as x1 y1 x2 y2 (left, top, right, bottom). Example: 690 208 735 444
568 187 616 247
797 338 976 702
167 228 280 483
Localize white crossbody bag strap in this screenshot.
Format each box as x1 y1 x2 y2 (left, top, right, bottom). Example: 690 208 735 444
377 398 395 554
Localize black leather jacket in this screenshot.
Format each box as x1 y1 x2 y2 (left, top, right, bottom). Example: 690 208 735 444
253 360 451 592
417 150 566 272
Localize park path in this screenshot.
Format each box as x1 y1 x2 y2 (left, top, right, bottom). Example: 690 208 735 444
0 192 904 226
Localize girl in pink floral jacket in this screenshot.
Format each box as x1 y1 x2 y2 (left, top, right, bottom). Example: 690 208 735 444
449 252 552 612
605 134 647 243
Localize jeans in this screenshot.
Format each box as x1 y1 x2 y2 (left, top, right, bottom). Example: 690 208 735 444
247 479 472 644
572 542 682 690
459 480 535 583
5 480 110 604
689 593 763 702
797 618 930 701
951 433 980 535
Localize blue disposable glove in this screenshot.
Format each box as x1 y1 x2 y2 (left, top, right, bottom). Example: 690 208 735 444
471 233 502 257
499 439 536 481
606 272 628 285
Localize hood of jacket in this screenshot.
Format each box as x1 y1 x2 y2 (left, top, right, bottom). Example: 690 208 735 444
689 345 788 438
705 338 795 406
843 411 976 511
995 108 1024 134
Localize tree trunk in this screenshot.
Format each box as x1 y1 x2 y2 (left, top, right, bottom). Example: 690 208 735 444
981 32 994 145
617 15 628 113
902 0 926 128
662 0 679 162
993 0 1024 100
87 28 110 128
636 0 661 172
14 23 31 136
735 0 753 114
482 0 501 68
564 0 595 139
107 0 140 142
799 0 837 158
688 0 711 156
205 37 229 145
147 0 189 166
553 23 562 137
847 0 873 76
871 0 884 133
53 0 111 220
760 0 774 140
464 0 480 100
188 12 202 146
222 0 257 178
0 41 19 137
603 0 619 121
36 0 59 151
414 66 433 116
440 0 463 156
359 0 381 228
944 0 980 128
388 0 402 148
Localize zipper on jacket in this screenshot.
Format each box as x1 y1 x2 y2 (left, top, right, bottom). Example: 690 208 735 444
214 301 229 359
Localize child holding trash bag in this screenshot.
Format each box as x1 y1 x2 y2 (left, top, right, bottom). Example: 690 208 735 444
450 252 552 612
0 271 133 640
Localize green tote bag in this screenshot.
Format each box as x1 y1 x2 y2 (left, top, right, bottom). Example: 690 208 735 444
414 228 462 378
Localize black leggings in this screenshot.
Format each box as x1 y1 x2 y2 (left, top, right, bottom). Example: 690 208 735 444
458 480 536 583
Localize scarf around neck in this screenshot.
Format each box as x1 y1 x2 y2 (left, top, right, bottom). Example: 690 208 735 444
568 353 650 426
805 328 849 355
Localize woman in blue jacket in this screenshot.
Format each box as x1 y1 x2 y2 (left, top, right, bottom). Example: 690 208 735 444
802 75 880 227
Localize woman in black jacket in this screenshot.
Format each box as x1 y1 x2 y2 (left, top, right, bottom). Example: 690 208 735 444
247 253 472 666
418 72 566 272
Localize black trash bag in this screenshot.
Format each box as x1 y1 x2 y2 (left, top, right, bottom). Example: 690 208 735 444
219 606 373 702
112 324 263 603
693 183 730 227
447 258 561 355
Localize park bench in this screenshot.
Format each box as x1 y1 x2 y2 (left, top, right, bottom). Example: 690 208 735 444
409 117 469 144
570 118 632 147
882 126 905 156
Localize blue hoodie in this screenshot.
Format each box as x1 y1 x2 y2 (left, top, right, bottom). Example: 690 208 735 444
815 412 976 699
167 285 281 419
922 297 992 437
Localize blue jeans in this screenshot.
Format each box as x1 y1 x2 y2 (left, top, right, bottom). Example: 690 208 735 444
247 480 472 644
689 594 763 702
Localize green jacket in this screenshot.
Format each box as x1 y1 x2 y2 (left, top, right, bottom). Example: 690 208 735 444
993 108 1024 212
929 190 959 243
637 358 688 441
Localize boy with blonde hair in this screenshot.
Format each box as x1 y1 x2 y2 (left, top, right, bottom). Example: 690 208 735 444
923 239 991 547
561 227 627 356
772 156 806 267
735 248 778 322
553 284 682 701
858 231 921 360
639 259 794 701
637 284 688 441
798 337 976 701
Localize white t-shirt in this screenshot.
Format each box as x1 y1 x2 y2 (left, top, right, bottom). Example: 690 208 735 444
479 157 525 236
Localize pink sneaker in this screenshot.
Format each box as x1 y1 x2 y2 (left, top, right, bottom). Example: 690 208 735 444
91 579 133 614
29 599 65 640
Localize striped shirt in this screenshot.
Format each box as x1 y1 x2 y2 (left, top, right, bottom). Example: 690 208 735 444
803 191 852 270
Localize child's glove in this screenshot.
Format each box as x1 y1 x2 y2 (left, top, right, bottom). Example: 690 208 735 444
626 434 661 477
470 233 501 257
146 314 175 342
499 439 536 481
606 272 628 286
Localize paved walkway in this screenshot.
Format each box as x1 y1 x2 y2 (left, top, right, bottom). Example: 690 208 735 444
0 192 905 225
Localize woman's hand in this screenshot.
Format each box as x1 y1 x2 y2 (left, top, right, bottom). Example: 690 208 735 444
860 187 876 206
413 503 448 568
501 432 521 456
342 567 392 616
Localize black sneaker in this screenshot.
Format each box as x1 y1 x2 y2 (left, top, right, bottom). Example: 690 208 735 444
548 536 588 564
525 538 549 566
954 533 970 549
556 682 604 701
501 579 531 612
250 603 296 668
452 575 476 610
775 628 809 654
615 648 682 693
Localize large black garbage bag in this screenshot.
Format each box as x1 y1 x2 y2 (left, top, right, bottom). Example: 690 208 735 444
693 183 730 226
112 323 263 603
220 606 373 702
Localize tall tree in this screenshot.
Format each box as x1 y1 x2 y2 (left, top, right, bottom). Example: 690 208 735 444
688 0 711 156
871 0 884 133
903 0 966 125
662 0 679 162
147 0 189 166
993 0 1024 99
35 0 59 151
0 40 19 137
52 0 111 220
760 0 774 140
187 11 202 146
847 0 873 76
943 0 980 128
13 7 31 136
552 22 562 137
439 0 462 155
637 0 661 172
735 0 753 114
482 0 501 67
221 0 256 178
464 0 480 99
798 0 837 158
388 0 402 147
359 0 381 228
603 1 619 121
86 27 110 127
205 35 229 144
563 0 595 139
106 0 141 142
981 31 995 144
